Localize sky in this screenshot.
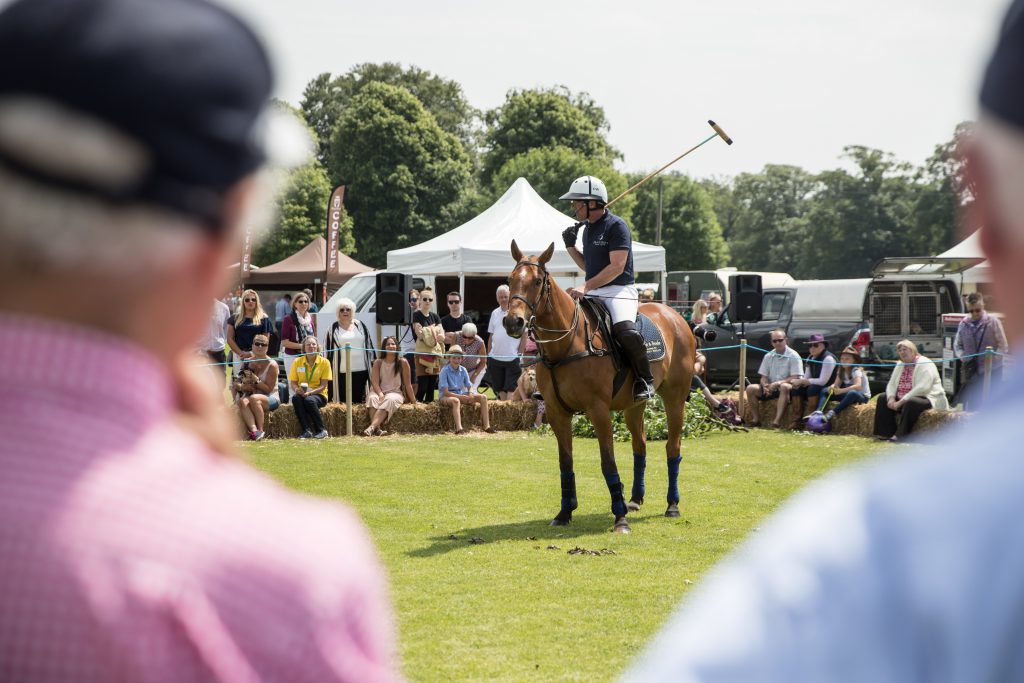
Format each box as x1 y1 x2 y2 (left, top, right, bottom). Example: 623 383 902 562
220 0 1010 180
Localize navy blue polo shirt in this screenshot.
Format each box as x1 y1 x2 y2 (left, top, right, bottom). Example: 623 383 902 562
582 210 634 287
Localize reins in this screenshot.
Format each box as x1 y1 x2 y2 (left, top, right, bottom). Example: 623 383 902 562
509 259 581 345
509 258 605 413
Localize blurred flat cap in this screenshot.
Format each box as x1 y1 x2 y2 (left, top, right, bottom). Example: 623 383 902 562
0 0 303 228
981 0 1024 131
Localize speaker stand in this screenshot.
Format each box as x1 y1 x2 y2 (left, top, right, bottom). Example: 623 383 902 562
737 322 748 419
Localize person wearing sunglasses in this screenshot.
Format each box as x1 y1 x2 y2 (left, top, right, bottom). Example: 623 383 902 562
743 329 803 428
227 288 274 378
786 333 838 430
412 286 444 401
953 292 1008 407
234 333 280 440
289 335 332 439
440 291 471 348
280 290 317 379
324 297 373 404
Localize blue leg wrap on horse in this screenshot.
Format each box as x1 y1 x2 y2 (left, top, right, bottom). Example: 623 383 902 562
631 453 646 502
604 472 628 518
666 455 681 504
560 471 577 515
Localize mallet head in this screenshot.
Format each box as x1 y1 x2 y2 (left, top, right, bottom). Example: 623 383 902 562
708 120 733 145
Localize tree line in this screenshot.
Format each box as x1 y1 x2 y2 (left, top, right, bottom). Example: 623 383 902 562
258 62 971 280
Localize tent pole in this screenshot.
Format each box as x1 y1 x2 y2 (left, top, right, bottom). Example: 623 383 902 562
459 272 465 309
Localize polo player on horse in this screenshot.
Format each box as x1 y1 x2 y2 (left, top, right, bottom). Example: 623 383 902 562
560 175 655 402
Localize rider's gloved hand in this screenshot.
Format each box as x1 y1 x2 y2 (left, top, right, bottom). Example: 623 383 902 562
562 223 581 249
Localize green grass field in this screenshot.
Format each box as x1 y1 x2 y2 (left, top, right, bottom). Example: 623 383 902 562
245 431 894 682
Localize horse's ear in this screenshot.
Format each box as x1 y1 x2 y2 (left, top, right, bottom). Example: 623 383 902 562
538 242 555 265
511 240 524 263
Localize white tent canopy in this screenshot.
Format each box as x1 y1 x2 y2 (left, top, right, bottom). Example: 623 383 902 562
937 230 990 284
387 177 667 276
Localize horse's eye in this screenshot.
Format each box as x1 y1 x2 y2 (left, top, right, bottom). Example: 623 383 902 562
534 278 542 286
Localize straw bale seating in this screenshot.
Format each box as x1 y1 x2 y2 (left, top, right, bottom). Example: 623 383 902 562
250 395 967 440
739 394 969 437
257 400 539 439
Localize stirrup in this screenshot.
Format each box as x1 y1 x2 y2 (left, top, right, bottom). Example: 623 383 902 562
633 380 655 401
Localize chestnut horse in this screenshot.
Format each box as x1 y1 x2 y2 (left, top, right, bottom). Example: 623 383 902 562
504 241 696 533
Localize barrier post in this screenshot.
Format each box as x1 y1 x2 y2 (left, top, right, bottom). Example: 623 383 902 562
331 346 340 404
345 344 353 436
738 338 748 419
983 345 994 401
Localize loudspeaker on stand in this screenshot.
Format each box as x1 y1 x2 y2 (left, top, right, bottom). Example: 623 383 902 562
728 274 762 323
376 272 412 325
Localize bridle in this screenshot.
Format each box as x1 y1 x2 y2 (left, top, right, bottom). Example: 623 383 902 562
507 257 602 415
509 259 552 315
509 259 580 345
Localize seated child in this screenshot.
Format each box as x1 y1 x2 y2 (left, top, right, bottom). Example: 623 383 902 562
439 345 497 435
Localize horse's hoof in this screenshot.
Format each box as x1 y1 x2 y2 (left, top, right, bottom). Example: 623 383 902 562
550 515 572 527
665 504 680 518
626 499 643 513
613 517 631 534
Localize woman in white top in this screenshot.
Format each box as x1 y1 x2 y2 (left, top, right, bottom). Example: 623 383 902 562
819 345 871 421
873 339 949 441
323 297 373 403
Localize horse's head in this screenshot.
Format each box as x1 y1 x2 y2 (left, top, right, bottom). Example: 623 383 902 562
504 239 555 338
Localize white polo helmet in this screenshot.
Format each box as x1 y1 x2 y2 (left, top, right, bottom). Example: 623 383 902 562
559 175 608 204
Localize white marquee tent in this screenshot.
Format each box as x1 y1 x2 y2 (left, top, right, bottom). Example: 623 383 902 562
386 178 667 279
937 230 990 284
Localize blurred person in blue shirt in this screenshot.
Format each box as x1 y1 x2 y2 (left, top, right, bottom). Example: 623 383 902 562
624 3 1024 680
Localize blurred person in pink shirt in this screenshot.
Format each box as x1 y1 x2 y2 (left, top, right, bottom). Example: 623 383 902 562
0 0 400 681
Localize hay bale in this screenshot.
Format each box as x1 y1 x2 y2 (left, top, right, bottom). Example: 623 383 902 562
851 402 876 437
259 398 538 438
390 402 445 434
263 404 300 439
489 400 538 431
713 391 969 438
258 393 966 440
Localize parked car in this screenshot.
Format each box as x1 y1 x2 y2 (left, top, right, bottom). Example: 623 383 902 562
701 278 871 388
665 268 795 316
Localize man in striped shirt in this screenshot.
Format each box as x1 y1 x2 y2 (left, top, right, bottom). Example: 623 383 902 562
0 1 399 680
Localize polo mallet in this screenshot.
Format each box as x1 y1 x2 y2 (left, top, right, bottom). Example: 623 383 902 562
605 120 733 209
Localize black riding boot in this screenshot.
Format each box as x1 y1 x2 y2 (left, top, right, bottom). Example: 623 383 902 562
614 321 655 401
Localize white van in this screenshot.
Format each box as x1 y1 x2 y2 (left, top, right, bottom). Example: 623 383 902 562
316 271 432 355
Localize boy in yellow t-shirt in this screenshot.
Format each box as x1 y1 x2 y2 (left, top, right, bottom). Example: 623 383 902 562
288 336 333 438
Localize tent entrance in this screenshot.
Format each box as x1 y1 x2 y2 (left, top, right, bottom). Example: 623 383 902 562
436 275 507 327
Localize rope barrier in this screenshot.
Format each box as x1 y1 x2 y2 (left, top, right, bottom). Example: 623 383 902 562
198 344 528 368
708 345 1009 368
198 342 1011 369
